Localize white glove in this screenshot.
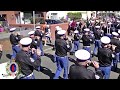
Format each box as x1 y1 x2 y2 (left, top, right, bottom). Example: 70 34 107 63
67 45 70 48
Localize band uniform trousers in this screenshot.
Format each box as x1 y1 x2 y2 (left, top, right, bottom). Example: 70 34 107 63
11 45 21 60
72 41 80 52
93 40 101 55
83 46 91 60
53 55 69 79
31 53 42 71
45 36 52 43
99 65 111 79
112 53 119 71
39 41 44 56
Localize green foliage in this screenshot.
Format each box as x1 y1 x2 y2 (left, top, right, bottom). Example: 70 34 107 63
67 12 82 20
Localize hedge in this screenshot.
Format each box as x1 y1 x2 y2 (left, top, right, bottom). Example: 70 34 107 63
67 12 82 20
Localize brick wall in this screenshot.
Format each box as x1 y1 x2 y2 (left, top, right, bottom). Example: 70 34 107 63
9 23 69 40
0 11 16 24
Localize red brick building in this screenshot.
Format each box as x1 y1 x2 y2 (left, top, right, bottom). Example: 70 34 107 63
0 11 47 24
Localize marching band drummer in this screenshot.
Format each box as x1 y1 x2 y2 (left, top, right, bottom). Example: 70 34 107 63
16 37 41 79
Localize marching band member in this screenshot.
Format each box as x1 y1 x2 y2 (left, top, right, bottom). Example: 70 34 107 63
98 36 113 79
52 26 62 50
82 28 91 54
93 26 102 56
53 30 71 79
72 30 80 53
44 25 52 46
69 49 103 79
9 28 21 61
16 37 41 79
34 26 44 56
111 32 120 71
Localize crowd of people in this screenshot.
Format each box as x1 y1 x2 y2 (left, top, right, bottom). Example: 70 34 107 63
1 14 120 79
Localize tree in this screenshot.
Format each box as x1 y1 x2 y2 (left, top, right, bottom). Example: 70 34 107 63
67 12 82 20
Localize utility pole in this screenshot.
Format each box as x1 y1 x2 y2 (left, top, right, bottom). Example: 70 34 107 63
33 11 35 30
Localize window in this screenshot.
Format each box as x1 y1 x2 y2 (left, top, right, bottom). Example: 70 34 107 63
51 13 57 15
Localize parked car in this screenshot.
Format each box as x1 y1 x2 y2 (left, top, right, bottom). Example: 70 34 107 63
45 19 64 24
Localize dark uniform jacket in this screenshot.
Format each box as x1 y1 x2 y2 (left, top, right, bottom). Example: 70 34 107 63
30 39 40 49
55 30 60 39
74 34 80 41
111 38 120 53
98 47 113 67
82 35 91 46
10 34 21 45
34 30 44 41
55 38 72 57
94 30 102 40
69 64 103 79
102 26 107 35
16 50 41 76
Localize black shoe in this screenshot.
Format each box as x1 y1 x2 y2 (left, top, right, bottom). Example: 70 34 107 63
52 48 55 50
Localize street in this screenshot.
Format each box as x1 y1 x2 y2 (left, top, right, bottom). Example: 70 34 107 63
0 39 120 79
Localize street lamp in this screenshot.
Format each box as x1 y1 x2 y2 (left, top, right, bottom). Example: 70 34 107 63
33 11 35 30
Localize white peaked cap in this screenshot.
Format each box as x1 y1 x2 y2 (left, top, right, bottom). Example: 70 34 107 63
112 32 119 36
93 17 96 19
10 28 16 32
95 26 100 28
74 30 79 33
108 22 112 25
100 36 111 44
57 30 66 35
96 20 99 22
84 28 90 32
118 29 120 34
91 20 95 23
76 22 80 24
36 26 40 29
55 26 60 29
20 37 32 45
100 21 105 24
117 21 120 23
57 27 62 31
75 49 90 60
28 31 35 35
46 25 49 27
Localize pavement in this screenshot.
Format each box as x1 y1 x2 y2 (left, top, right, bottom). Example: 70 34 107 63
0 41 120 79
0 29 33 40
